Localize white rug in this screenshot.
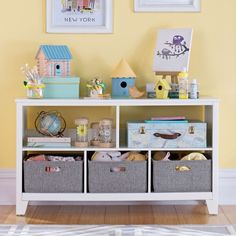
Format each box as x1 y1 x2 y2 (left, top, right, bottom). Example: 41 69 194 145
0 225 236 236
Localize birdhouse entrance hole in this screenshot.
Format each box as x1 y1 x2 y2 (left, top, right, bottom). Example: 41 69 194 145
120 81 127 88
158 85 163 90
55 64 62 76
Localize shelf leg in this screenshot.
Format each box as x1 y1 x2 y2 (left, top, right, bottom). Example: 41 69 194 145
16 104 28 216
16 199 29 216
206 199 218 215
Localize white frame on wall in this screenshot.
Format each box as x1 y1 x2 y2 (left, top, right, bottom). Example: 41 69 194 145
46 0 113 34
134 0 201 12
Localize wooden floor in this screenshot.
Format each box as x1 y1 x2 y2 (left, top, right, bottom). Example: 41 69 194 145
1 205 236 225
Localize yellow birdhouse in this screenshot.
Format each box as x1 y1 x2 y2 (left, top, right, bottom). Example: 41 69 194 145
154 78 171 99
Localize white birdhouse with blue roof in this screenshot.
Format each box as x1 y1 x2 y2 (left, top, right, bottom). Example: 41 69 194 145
111 59 136 98
36 45 72 77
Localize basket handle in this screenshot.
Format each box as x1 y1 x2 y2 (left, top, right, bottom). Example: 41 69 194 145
45 166 61 173
110 167 126 173
153 132 181 140
175 166 191 172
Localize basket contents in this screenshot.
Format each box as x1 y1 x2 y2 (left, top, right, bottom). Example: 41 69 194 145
25 154 82 162
91 151 147 162
153 151 208 161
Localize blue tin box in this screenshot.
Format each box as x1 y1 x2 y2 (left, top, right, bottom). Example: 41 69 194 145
42 77 80 99
127 121 207 148
112 78 135 98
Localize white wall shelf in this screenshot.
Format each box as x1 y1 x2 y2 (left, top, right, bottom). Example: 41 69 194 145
22 147 213 152
16 98 219 216
16 98 218 107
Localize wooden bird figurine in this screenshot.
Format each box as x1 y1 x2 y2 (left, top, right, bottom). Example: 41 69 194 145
129 86 145 98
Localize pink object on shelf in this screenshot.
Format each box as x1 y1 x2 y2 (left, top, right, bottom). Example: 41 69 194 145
151 116 186 121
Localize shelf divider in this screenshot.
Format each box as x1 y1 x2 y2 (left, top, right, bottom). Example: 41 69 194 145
116 105 120 149
148 150 152 193
84 151 87 193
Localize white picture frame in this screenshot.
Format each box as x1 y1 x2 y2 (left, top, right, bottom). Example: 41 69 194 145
47 0 113 34
134 0 201 12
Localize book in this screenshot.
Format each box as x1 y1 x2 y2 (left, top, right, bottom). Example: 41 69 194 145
144 120 188 123
151 116 186 121
27 142 71 148
27 137 71 143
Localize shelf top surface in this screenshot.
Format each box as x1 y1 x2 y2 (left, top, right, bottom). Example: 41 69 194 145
16 97 219 106
22 146 213 151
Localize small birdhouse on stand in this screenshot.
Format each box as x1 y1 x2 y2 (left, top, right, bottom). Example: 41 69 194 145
154 72 178 99
111 59 136 98
154 78 171 99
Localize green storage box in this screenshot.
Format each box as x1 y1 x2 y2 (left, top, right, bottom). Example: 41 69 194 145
42 77 80 98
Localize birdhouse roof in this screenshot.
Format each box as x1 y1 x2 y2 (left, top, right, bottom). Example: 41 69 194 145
36 45 72 60
111 59 136 78
155 78 171 90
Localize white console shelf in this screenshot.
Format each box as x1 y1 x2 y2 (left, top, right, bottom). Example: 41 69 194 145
16 98 219 215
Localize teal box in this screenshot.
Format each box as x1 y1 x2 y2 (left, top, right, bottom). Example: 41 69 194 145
127 121 207 148
42 77 80 98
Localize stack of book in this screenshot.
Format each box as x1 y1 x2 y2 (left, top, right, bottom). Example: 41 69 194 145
27 137 71 148
144 116 188 123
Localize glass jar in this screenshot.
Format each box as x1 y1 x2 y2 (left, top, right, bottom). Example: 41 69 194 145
178 70 189 99
26 83 44 99
99 119 113 148
75 118 89 147
90 122 100 146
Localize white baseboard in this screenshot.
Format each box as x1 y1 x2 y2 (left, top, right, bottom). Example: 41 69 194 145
219 170 236 205
0 169 16 205
1 169 236 205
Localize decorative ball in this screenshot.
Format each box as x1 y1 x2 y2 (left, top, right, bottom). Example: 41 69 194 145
35 111 66 137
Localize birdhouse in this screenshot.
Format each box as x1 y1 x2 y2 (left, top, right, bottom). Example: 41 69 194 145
154 78 171 99
111 59 136 98
36 45 72 77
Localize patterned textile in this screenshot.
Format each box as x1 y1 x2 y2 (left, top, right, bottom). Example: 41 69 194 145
0 225 236 236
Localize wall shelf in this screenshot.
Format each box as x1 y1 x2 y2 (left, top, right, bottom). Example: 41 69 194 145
22 147 213 152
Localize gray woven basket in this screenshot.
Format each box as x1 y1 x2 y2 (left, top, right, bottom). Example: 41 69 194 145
152 159 212 192
88 161 147 193
24 161 83 193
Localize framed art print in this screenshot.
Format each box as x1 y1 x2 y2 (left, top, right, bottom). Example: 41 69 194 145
47 0 113 34
134 0 201 12
153 28 193 72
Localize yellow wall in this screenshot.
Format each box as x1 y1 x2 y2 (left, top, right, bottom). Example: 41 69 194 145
0 0 235 168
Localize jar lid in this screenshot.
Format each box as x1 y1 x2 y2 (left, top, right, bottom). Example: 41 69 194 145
75 117 89 125
91 122 99 129
100 118 112 125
